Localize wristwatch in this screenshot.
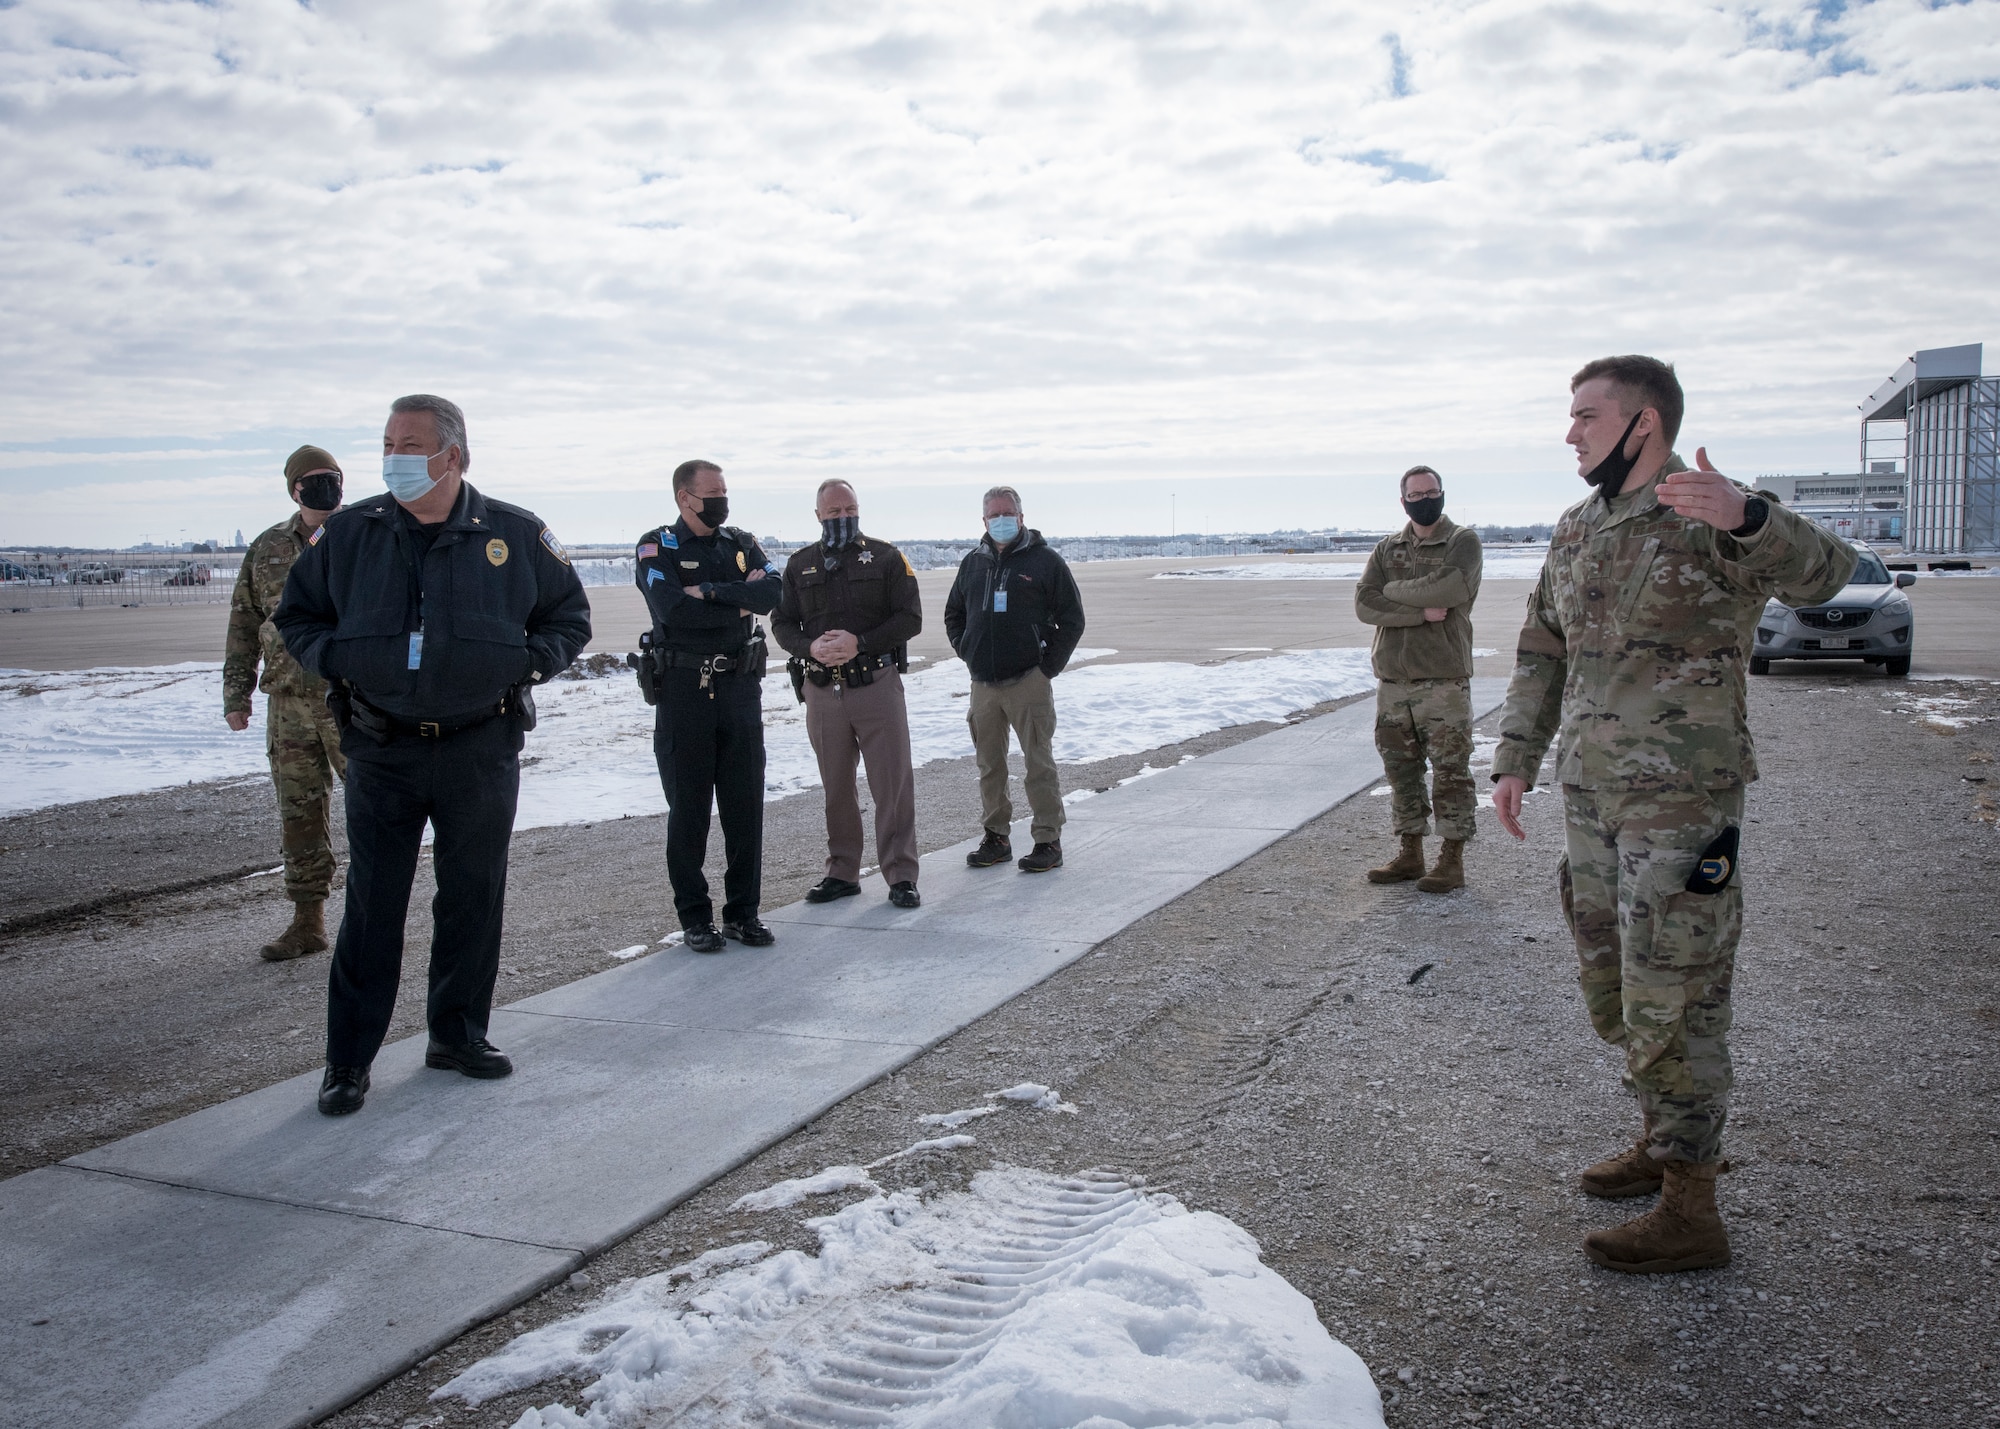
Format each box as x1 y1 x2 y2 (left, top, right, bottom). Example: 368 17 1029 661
1730 496 1769 539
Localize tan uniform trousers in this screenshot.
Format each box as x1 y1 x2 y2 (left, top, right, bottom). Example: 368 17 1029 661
266 691 346 904
804 669 920 886
968 668 1064 845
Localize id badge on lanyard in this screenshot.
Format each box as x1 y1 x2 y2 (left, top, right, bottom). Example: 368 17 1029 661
408 627 424 669
993 589 1008 613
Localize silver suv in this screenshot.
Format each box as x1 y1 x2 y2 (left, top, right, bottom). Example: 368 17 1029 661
1751 544 1915 677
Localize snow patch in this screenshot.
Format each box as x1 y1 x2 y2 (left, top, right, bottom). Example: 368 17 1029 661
1155 552 1550 581
435 1168 1383 1429
731 1166 880 1213
607 945 649 961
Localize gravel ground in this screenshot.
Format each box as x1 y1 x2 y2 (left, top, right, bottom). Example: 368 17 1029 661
316 674 2000 1429
7 675 1998 1427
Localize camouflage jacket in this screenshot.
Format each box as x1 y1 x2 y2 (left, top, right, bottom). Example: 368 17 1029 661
223 514 325 709
1354 515 1483 682
1493 455 1856 791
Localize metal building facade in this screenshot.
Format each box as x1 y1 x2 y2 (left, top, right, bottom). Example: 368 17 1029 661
1859 343 1999 554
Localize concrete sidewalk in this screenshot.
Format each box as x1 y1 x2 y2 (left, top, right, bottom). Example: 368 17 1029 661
0 681 1505 1429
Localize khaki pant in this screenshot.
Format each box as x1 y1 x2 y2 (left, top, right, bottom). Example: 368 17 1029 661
1374 677 1475 842
968 668 1063 845
267 690 346 904
1560 784 1743 1165
804 670 919 886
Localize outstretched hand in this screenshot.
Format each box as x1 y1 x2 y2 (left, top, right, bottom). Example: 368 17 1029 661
1656 447 1748 533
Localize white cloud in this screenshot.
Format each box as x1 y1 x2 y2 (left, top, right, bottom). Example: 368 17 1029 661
0 0 1996 543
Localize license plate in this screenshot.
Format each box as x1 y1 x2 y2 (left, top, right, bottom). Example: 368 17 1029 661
1821 636 1850 650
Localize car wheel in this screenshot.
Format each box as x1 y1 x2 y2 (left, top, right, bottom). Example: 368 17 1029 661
1885 655 1911 677
1749 657 1770 676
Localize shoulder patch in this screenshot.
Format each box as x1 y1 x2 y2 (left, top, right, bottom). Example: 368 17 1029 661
637 542 659 558
307 524 325 546
902 553 914 577
540 527 570 565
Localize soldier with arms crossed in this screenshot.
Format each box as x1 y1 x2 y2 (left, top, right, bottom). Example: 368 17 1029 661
1492 356 1854 1272
1354 464 1483 893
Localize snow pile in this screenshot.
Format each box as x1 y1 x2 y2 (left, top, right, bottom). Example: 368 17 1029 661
920 1081 1079 1128
435 1167 1384 1429
0 664 270 815
0 647 1376 826
1155 551 1552 582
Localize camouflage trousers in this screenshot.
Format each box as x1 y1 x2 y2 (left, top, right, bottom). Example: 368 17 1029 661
1374 678 1475 841
267 691 346 904
1560 785 1744 1165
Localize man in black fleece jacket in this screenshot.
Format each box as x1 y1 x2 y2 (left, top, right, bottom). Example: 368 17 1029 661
942 486 1086 872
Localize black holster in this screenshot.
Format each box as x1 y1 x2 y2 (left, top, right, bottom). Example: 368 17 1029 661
627 632 660 707
325 680 354 731
507 682 538 733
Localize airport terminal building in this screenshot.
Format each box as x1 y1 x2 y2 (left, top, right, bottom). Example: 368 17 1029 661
1859 343 1999 555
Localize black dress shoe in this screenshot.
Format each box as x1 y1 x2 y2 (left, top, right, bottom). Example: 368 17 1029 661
888 881 921 908
721 917 776 947
318 1064 370 1116
424 1037 514 1079
966 832 1013 868
683 923 727 954
1018 840 1064 873
806 877 863 903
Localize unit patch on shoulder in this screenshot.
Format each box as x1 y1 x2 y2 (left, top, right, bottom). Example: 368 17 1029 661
902 553 914 576
736 550 747 573
540 527 570 565
486 538 509 567
307 524 325 546
637 543 659 558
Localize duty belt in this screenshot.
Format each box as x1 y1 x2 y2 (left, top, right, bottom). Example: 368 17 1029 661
351 692 504 741
658 648 752 674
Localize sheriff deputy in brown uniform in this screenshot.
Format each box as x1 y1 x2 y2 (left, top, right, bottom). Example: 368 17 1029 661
772 479 925 909
223 444 347 961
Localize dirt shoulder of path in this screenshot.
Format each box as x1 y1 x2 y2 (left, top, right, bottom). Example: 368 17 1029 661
319 675 2000 1429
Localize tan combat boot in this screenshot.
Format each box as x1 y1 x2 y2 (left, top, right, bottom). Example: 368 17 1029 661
1416 838 1465 893
261 900 328 962
1584 1159 1731 1273
1579 1122 1664 1199
1366 835 1427 884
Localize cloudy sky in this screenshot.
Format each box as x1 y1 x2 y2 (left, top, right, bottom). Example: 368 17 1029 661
3 0 1997 547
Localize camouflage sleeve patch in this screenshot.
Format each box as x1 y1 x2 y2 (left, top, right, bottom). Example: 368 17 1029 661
540 527 570 565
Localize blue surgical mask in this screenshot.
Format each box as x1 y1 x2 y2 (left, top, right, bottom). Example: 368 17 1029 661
986 515 1020 545
383 451 442 502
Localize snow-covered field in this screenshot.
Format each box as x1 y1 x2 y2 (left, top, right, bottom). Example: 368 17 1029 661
0 648 1378 826
438 1139 1383 1428
1155 551 1552 582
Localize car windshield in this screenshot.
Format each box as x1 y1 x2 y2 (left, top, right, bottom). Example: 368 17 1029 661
1849 554 1890 585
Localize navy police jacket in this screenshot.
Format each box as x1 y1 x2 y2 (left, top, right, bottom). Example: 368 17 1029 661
942 527 1086 683
275 482 591 722
635 517 782 657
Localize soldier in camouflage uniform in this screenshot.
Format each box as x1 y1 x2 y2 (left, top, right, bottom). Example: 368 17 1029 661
1355 465 1483 893
1492 356 1855 1273
224 445 347 961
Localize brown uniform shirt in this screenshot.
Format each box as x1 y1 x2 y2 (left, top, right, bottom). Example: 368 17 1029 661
772 535 923 661
1353 515 1484 682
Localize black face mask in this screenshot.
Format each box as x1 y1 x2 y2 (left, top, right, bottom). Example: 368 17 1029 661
1581 409 1648 500
690 494 729 529
296 471 343 513
1402 493 1445 527
821 515 858 550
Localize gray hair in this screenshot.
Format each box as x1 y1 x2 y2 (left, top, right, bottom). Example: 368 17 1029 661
815 478 857 501
981 485 1023 516
391 394 470 472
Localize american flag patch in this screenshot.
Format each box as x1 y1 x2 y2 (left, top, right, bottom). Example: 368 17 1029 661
637 543 659 558
308 524 325 546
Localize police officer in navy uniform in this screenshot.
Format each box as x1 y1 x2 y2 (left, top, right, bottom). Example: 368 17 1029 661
276 394 590 1117
636 459 782 953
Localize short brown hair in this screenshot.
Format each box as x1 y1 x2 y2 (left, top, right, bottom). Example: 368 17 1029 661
672 460 721 495
1400 465 1442 497
1570 355 1684 447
